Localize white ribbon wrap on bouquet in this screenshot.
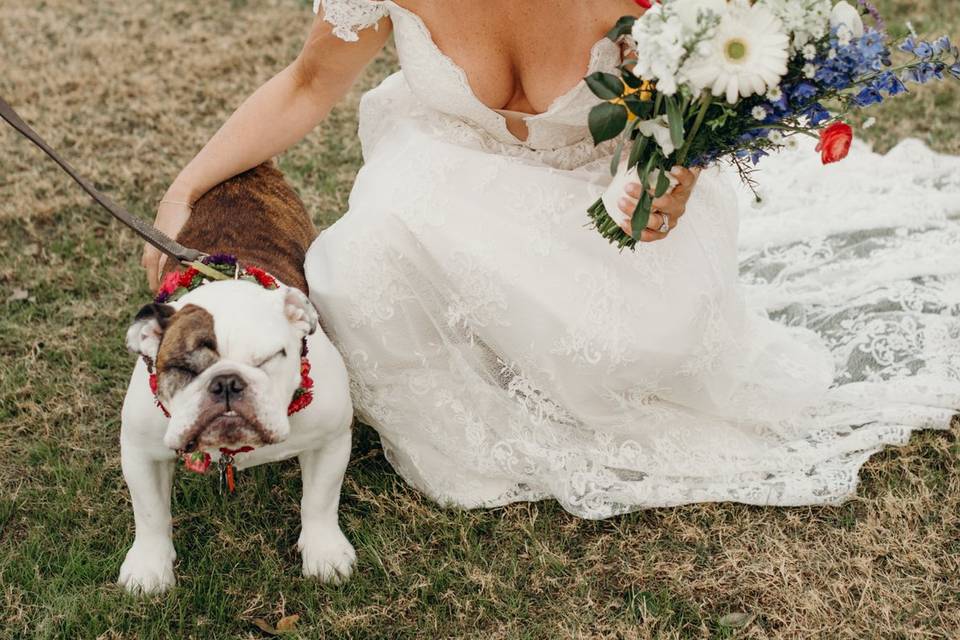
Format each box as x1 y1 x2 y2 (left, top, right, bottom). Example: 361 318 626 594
601 160 681 229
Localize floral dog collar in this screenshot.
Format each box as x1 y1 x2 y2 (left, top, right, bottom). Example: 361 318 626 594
144 254 315 492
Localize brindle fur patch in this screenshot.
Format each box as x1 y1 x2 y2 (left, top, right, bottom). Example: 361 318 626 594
156 304 219 399
160 161 317 293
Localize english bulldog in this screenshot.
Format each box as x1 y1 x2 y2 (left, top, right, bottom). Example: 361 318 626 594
118 162 355 594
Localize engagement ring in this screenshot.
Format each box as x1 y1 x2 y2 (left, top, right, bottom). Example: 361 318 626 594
658 212 670 234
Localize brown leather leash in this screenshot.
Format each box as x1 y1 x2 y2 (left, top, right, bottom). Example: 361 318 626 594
0 95 204 265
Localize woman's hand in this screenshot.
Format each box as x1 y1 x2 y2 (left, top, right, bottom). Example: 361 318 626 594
137 10 391 290
617 166 700 242
141 199 192 291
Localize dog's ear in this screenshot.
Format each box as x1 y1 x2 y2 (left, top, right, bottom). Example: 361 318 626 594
282 287 318 337
126 303 176 359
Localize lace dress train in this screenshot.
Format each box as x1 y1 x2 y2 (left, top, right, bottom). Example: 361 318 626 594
304 0 960 519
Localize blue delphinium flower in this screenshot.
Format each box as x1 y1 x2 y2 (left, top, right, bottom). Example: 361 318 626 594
815 29 891 92
859 31 887 64
951 63 960 80
853 85 884 106
904 61 946 84
875 71 907 95
914 41 934 59
932 36 952 54
804 103 832 126
790 82 818 105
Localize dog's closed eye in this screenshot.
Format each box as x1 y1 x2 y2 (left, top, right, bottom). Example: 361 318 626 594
256 348 287 369
171 365 198 378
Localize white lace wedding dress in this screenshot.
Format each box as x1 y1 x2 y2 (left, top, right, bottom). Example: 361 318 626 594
304 0 960 519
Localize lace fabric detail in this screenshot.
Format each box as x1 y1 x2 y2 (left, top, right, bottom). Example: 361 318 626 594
314 0 389 42
304 5 960 519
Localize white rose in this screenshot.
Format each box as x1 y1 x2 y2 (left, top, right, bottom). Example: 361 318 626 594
637 115 678 156
830 1 864 38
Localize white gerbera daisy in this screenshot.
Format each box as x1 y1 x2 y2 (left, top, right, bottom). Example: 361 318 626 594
684 1 791 104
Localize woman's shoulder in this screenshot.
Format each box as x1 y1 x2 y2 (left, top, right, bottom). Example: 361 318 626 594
313 0 391 42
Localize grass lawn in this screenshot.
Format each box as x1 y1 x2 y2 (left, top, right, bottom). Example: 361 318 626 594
1 1 959 638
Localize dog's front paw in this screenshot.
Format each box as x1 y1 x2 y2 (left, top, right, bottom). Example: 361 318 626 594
118 538 176 595
298 526 356 584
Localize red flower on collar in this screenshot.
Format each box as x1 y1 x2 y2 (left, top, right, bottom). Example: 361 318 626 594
243 266 278 290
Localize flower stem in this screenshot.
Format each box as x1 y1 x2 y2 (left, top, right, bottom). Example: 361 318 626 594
677 91 713 165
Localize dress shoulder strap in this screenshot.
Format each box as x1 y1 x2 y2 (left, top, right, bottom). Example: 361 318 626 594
313 0 390 42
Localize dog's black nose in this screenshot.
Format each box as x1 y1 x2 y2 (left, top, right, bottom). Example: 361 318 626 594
208 374 246 404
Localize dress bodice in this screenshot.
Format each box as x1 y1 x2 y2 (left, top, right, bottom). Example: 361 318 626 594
315 0 621 151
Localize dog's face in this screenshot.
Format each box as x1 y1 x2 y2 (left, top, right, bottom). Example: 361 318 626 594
126 280 318 452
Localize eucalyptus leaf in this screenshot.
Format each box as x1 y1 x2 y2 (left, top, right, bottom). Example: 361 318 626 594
584 72 624 100
588 102 628 145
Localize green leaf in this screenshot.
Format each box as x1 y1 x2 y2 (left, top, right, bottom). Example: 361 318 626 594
584 72 624 100
622 72 642 89
588 102 628 145
665 95 685 149
654 167 671 198
628 135 649 171
631 154 659 241
623 95 652 120
606 16 637 41
609 137 626 176
631 191 653 242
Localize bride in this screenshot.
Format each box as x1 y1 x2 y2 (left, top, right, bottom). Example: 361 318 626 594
143 0 960 519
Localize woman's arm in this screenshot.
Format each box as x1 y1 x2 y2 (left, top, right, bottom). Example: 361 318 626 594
143 12 392 288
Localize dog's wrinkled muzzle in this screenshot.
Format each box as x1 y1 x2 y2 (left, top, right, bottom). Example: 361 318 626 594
176 372 281 453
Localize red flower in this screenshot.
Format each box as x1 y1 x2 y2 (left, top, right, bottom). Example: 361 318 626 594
633 0 657 8
157 270 181 297
178 267 199 288
149 373 171 417
183 451 212 474
287 391 314 416
816 122 853 165
244 266 278 289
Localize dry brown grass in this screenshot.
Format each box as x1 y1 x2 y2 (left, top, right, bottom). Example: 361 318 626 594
1 1 959 638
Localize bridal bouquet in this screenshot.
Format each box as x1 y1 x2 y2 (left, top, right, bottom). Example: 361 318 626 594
586 0 960 249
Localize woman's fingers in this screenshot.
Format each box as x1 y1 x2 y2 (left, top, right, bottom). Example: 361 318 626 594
143 200 192 290
143 244 168 292
624 181 643 199
617 196 673 241
670 166 699 192
618 167 700 239
142 244 159 291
